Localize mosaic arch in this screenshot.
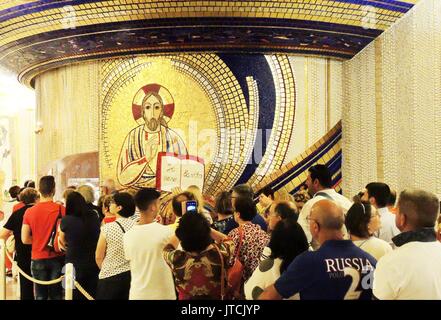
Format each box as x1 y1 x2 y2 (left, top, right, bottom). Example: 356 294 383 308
1 0 414 197
0 0 418 86
100 53 342 196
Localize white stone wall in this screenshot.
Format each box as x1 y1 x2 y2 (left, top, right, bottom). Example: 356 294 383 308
342 0 441 198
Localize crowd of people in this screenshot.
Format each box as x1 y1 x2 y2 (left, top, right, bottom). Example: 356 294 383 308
1 164 441 300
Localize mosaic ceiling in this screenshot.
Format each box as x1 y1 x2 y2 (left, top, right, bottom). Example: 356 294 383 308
0 0 418 86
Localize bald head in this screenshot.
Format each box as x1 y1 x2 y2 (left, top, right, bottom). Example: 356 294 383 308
310 199 345 231
273 200 298 219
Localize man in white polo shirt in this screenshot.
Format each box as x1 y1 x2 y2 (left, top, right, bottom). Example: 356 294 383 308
361 182 400 246
373 189 441 299
298 164 352 246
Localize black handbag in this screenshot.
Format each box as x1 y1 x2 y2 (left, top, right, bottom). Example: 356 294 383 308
46 206 62 251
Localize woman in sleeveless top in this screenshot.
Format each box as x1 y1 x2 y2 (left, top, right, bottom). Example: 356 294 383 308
95 192 136 300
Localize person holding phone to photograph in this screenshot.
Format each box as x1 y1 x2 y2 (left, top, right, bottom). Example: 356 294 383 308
169 192 196 230
163 210 234 300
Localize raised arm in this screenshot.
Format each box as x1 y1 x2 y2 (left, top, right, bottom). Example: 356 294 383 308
210 228 228 243
166 234 180 249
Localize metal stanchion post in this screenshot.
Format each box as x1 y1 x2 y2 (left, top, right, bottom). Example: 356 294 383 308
65 263 74 300
0 239 6 300
12 261 20 300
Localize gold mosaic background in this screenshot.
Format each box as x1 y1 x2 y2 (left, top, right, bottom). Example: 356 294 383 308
342 0 441 197
99 53 344 194
100 54 256 194
35 53 343 195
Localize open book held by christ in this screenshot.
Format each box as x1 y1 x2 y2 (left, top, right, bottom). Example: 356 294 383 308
156 152 205 192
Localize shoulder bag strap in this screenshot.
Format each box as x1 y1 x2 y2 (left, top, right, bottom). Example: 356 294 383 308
114 220 126 233
51 205 63 230
314 192 334 201
357 239 369 249
213 243 225 300
46 205 62 247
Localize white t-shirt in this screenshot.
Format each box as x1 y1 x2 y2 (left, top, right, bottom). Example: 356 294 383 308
123 222 176 300
353 237 392 261
373 241 441 299
245 256 299 300
298 189 352 243
376 207 400 247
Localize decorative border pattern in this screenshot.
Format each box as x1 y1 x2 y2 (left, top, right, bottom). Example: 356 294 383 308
0 0 417 86
254 121 343 197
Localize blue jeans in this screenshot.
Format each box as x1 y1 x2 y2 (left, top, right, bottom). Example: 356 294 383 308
31 257 64 300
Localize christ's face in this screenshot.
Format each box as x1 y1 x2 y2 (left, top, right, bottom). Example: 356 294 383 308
142 94 163 131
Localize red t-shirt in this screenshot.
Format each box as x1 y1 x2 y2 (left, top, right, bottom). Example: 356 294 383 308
23 201 66 260
12 202 25 213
